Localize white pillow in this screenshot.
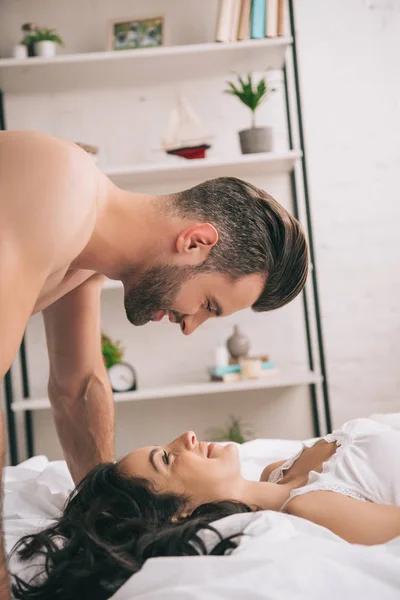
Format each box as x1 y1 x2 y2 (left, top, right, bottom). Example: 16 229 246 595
369 412 400 430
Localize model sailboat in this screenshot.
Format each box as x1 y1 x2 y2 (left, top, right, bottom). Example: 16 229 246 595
162 95 212 159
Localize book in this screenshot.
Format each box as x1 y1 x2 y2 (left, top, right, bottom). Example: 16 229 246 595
230 0 242 42
216 0 236 43
277 0 285 36
250 0 266 39
211 368 280 383
266 0 278 37
209 361 275 378
238 0 251 40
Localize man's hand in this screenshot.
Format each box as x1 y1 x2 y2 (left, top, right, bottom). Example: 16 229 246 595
43 274 115 484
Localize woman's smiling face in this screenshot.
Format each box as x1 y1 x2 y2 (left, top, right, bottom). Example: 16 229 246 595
118 431 243 508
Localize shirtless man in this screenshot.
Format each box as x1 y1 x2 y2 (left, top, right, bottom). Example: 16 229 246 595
0 130 308 597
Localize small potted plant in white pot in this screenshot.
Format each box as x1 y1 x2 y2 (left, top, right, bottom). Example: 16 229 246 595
24 27 64 58
225 73 275 154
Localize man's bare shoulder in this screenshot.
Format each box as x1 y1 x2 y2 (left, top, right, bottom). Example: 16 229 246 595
0 130 99 194
0 130 87 169
0 131 107 269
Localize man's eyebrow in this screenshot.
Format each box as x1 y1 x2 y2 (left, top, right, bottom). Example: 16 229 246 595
149 448 159 473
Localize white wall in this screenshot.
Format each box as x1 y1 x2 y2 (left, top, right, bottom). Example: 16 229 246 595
1 0 399 461
294 0 400 425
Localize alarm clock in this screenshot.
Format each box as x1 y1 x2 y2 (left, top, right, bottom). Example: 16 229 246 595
108 362 137 393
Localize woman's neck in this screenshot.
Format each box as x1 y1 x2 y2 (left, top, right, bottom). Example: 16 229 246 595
237 480 291 512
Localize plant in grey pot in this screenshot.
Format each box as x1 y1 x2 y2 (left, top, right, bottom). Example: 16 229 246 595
23 27 64 58
225 73 275 154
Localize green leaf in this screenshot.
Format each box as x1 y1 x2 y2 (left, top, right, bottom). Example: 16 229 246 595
24 27 64 46
101 333 124 369
206 416 254 444
223 72 275 116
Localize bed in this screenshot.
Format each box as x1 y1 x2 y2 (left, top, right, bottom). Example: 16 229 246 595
4 413 400 599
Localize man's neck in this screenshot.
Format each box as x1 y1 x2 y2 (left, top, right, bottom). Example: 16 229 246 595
71 184 172 279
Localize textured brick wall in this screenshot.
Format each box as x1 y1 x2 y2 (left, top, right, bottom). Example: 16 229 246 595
296 0 400 424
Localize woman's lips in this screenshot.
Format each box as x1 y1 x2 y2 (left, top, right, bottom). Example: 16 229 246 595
207 442 216 458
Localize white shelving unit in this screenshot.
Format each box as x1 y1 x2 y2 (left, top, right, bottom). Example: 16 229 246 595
11 371 322 413
102 278 123 291
104 150 301 186
0 38 292 93
2 16 331 462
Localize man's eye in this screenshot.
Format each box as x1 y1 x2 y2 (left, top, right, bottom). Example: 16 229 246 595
163 451 170 465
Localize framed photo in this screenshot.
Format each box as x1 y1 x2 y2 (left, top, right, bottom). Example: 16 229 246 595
109 16 163 51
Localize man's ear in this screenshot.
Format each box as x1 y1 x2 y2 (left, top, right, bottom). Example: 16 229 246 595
175 223 218 265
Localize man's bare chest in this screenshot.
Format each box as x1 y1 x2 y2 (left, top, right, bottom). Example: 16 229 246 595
32 268 97 313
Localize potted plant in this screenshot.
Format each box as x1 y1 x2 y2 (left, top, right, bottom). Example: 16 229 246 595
207 416 254 444
23 27 64 58
224 73 275 154
101 333 124 369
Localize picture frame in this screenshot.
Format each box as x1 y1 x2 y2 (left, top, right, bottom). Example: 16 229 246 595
108 16 164 51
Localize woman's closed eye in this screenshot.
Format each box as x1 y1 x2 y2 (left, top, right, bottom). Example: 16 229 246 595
162 451 170 466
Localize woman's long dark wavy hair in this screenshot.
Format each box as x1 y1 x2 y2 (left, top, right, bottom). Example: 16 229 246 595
10 462 253 600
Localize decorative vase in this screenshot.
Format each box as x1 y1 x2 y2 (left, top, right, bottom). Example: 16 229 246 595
12 44 28 59
239 358 262 380
34 41 57 58
226 325 250 359
238 126 273 154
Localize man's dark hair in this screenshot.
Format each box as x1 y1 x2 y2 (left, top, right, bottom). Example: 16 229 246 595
168 177 309 311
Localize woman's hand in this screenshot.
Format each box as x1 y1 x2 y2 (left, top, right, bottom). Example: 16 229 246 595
260 460 286 482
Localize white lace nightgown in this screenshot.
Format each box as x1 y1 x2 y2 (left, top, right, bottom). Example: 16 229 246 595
267 418 400 511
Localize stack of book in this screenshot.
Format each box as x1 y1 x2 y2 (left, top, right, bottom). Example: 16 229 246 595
209 360 279 382
215 0 285 43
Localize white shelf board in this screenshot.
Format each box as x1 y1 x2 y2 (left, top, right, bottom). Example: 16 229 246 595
102 278 123 290
0 38 292 94
103 151 302 187
11 371 321 412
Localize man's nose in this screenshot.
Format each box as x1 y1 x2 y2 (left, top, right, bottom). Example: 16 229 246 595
182 312 209 336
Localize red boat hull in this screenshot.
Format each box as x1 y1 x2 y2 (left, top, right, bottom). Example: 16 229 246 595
166 144 211 160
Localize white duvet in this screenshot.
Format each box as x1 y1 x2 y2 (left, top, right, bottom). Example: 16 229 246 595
4 421 400 600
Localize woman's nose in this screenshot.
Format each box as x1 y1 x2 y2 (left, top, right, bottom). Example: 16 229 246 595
182 431 197 450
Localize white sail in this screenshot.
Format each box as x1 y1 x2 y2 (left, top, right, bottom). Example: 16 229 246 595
162 94 212 151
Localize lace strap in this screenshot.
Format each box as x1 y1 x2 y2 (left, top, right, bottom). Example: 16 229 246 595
280 484 368 512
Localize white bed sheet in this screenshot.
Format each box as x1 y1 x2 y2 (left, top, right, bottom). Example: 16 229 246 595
3 419 400 599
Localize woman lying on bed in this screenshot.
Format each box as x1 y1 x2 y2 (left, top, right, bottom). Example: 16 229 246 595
11 417 400 599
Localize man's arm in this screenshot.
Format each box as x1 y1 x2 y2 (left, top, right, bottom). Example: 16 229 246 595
287 490 400 544
43 274 114 484
0 240 47 600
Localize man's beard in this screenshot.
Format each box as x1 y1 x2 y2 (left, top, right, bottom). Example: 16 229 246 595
124 264 203 326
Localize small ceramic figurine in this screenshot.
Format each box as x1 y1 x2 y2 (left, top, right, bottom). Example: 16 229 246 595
21 23 38 57
226 325 250 359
